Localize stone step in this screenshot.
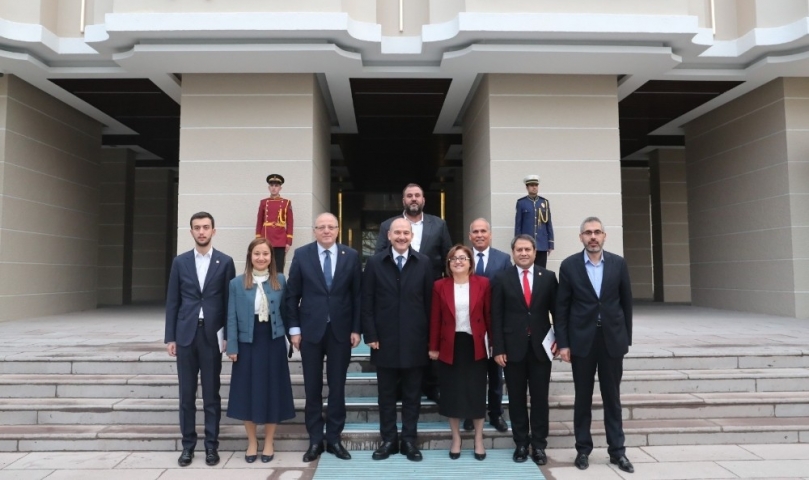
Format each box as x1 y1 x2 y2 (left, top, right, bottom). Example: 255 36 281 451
2 367 808 398
4 348 809 375
1 391 807 427
1 416 808 452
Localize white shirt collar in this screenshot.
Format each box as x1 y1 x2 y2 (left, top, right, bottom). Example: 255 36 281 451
402 212 424 225
391 247 409 260
194 248 212 259
583 250 604 266
473 246 490 258
317 243 337 256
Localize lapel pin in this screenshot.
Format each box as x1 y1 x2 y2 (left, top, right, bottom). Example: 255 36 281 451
216 260 219 264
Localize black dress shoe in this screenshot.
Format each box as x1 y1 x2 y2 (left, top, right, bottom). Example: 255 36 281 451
489 416 508 433
462 419 474 431
610 455 635 473
245 453 257 463
205 448 219 466
575 452 589 470
531 447 547 466
261 454 274 463
449 451 460 460
512 445 529 463
302 442 325 462
372 441 399 460
177 448 194 467
326 442 352 460
474 451 486 461
400 441 423 462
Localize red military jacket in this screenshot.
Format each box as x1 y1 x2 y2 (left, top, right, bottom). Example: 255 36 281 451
255 196 293 247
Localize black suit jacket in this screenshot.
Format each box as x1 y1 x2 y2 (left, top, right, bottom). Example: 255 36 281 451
284 242 362 344
491 265 558 363
555 250 633 358
375 213 452 279
362 247 434 369
165 248 236 348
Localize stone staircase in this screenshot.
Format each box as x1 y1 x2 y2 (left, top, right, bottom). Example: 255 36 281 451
2 345 809 452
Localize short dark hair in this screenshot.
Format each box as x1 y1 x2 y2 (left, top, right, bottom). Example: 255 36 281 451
511 234 536 251
402 183 424 196
189 211 215 229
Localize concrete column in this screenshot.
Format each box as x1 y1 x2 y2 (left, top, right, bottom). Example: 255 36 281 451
131 168 172 303
177 74 330 272
0 75 102 321
621 166 653 300
462 74 623 269
649 148 691 303
97 148 135 305
684 77 809 317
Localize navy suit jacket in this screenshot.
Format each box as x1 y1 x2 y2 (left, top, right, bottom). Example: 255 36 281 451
284 242 362 344
165 248 236 348
375 213 452 279
555 250 633 358
477 247 512 285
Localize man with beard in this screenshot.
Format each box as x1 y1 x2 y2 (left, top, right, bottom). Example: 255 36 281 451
363 218 434 462
165 212 236 467
375 183 452 403
555 216 634 474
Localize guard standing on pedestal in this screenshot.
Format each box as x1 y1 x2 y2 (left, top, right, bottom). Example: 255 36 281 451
256 174 294 273
514 175 554 268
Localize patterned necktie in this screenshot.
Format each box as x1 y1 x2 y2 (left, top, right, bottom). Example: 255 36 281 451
396 255 404 271
522 269 531 307
323 250 332 289
476 253 485 275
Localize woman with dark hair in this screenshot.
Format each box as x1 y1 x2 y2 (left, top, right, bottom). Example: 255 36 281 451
429 244 492 460
226 237 294 463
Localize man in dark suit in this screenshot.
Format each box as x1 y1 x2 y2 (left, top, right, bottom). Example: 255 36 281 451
363 218 435 462
492 234 557 465
374 183 451 403
285 213 362 463
463 218 512 433
556 216 634 474
165 212 236 467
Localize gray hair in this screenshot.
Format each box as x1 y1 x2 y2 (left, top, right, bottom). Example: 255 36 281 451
510 234 536 251
468 218 491 232
580 216 604 233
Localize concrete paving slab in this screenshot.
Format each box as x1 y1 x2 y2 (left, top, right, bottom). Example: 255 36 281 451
614 461 738 479
222 451 311 468
719 460 809 478
640 444 760 462
3 451 129 469
0 472 51 480
546 465 624 479
157 470 282 480
0 452 25 468
741 443 809 460
116 451 233 469
43 471 164 480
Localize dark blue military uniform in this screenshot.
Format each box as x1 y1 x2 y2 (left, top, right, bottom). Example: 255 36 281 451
515 195 554 265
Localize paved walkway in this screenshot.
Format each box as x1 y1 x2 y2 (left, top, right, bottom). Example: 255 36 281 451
0 302 808 479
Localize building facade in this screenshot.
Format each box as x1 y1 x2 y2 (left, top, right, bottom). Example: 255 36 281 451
1 1 809 319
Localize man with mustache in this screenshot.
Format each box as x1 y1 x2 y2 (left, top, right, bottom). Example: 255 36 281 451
555 216 634 474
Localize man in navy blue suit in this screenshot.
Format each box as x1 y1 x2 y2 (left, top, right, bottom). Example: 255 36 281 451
165 212 236 467
463 218 512 433
285 213 362 463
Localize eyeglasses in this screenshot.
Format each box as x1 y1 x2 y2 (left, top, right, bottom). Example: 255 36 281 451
448 256 470 263
314 225 338 231
581 230 604 236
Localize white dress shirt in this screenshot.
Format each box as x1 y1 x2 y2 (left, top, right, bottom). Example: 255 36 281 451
194 248 212 318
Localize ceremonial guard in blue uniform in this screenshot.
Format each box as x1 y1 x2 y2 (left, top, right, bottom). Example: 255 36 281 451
514 175 554 268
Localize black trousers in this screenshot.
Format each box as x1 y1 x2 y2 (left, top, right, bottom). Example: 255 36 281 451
486 357 504 419
377 366 423 443
176 323 222 450
534 250 548 268
503 342 551 450
300 323 352 445
571 327 625 457
273 247 287 274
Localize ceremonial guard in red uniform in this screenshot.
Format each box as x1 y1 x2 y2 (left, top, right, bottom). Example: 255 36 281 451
255 174 294 273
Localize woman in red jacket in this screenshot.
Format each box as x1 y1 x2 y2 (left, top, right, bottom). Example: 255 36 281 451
429 244 492 461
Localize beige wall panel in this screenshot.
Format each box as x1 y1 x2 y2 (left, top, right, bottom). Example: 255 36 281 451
0 230 95 265
0 293 96 322
490 160 621 194
2 196 96 239
686 79 785 135
784 100 809 130
692 288 795 317
660 203 689 224
623 201 650 217
2 163 98 215
178 187 314 228
98 247 123 268
689 195 791 238
0 264 96 294
687 135 787 189
182 74 315 96
658 155 688 178
786 130 809 168
181 95 314 128
132 249 166 267
786 158 809 194
691 260 795 291
690 228 793 264
686 102 787 161
688 163 789 210
795 293 809 319
490 129 619 162
661 243 691 265
7 77 99 135
663 264 692 285
624 230 654 250
134 232 169 252
488 74 617 96
792 259 809 291
489 96 618 128
660 223 689 244
658 181 688 204
664 286 692 303
97 290 123 306
0 95 6 130
783 77 809 97
131 269 165 288
624 248 652 267
98 225 124 246
755 1 809 28
179 128 313 162
178 161 313 196
4 132 98 187
789 195 809 226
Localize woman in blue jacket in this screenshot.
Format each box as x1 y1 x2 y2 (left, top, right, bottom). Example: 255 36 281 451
227 237 295 463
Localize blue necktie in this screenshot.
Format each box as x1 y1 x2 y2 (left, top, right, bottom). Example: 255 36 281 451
323 250 332 289
396 255 404 271
475 252 485 275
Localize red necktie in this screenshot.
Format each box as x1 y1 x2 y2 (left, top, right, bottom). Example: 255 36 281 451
522 269 531 307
